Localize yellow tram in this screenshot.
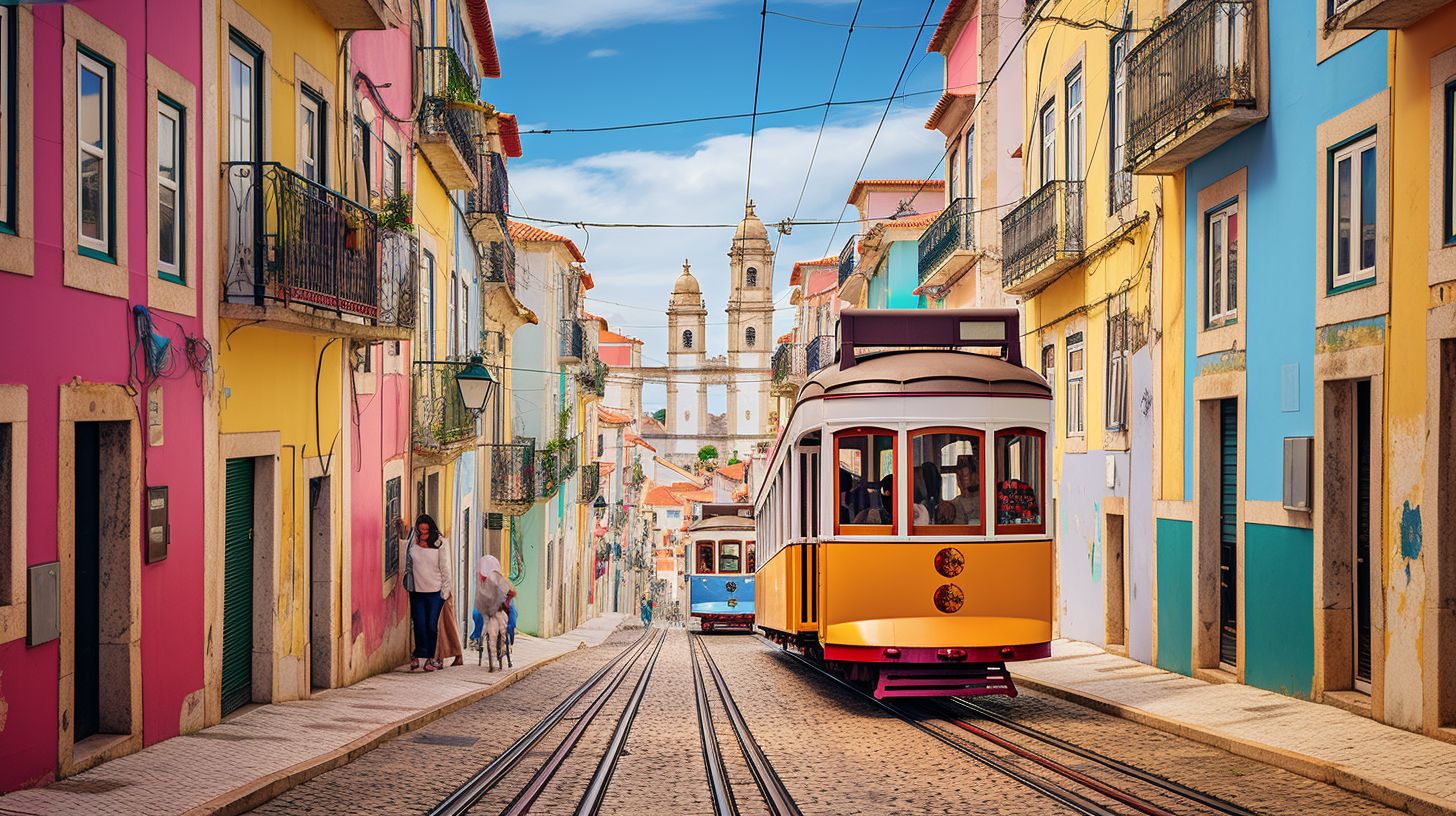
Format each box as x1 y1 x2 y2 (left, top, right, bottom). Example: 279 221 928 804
754 309 1053 697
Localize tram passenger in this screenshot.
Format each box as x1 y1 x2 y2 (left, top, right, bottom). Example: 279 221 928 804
697 543 715 574
915 461 941 524
936 455 981 525
852 475 893 525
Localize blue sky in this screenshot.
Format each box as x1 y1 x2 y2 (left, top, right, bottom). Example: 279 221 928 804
487 0 951 407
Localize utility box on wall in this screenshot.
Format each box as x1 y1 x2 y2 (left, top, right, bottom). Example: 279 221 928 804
1283 437 1314 511
27 562 59 646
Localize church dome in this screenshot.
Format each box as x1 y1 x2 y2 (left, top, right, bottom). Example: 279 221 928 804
673 260 701 295
733 201 769 242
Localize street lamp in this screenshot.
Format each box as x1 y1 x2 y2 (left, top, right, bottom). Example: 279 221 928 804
454 356 497 414
593 494 608 520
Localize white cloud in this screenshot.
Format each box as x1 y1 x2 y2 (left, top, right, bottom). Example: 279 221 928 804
509 107 945 408
491 0 733 38
586 48 619 58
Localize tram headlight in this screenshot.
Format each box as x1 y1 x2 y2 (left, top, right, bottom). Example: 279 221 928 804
934 547 965 578
933 583 965 614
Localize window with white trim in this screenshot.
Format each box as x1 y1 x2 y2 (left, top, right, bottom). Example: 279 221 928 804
1039 101 1056 187
1106 294 1129 431
1331 133 1376 289
1446 80 1456 246
1206 201 1238 327
299 88 324 184
1109 33 1132 211
1065 66 1085 182
385 145 401 198
78 50 112 255
157 98 184 282
1041 344 1055 401
965 127 975 205
1066 332 1085 437
0 7 13 231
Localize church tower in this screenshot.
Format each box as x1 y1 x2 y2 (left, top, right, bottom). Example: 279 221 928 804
665 261 707 449
725 201 775 441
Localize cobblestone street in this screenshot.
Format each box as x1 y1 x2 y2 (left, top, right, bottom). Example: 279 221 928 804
250 629 1405 815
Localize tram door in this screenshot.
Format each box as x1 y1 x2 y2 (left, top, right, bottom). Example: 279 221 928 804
1219 399 1238 671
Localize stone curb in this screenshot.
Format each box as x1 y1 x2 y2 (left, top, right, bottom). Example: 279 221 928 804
183 643 586 816
1011 673 1456 816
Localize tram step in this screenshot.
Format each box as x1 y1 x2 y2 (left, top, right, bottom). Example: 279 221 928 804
874 662 1018 699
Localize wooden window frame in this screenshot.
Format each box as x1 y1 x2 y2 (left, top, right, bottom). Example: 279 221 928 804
992 426 1048 536
833 426 897 537
1328 130 1378 292
156 97 184 283
906 426 986 537
1065 65 1085 182
1066 332 1085 437
1206 200 1239 327
77 48 113 259
1039 100 1056 187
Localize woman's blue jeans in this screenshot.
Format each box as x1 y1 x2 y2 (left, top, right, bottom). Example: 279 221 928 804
410 591 445 659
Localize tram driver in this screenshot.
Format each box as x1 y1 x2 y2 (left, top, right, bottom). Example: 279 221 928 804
936 454 982 525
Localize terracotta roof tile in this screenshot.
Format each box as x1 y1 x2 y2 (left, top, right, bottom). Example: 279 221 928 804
626 432 656 452
644 486 680 506
716 462 746 481
677 489 715 503
464 0 501 78
924 92 975 131
498 113 522 158
599 328 642 344
597 407 630 424
927 0 970 53
507 220 585 262
847 178 944 205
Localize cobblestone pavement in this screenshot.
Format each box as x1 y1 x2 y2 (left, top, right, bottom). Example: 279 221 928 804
251 630 1405 815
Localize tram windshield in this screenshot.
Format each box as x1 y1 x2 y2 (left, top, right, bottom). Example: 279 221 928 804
697 542 715 574
719 542 741 573
910 430 984 533
994 429 1045 532
837 430 895 530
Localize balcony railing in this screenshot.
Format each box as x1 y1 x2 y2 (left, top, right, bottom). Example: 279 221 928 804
805 334 836 373
489 441 535 507
223 161 389 323
1001 180 1085 293
1125 0 1261 174
837 236 857 288
579 463 601 504
537 446 561 499
577 357 608 397
379 230 419 330
412 361 475 451
771 342 808 385
418 46 481 188
560 319 584 362
917 197 975 284
466 151 509 222
481 237 516 294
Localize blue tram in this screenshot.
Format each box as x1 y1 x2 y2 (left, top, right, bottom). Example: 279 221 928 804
685 505 756 631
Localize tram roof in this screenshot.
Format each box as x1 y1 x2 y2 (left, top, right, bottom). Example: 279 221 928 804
687 515 756 533
798 348 1050 400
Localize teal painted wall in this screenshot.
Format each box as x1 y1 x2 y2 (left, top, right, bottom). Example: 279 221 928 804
1155 519 1192 675
886 241 921 309
1244 523 1315 698
515 505 546 636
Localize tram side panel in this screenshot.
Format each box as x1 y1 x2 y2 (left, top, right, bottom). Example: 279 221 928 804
689 573 756 629
818 540 1052 662
754 546 795 637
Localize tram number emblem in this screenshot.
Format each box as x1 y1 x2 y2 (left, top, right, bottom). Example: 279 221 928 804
934 547 965 578
934 584 965 614
725 581 737 593
727 598 739 608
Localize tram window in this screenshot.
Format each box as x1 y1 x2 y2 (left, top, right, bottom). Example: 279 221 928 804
745 541 756 572
719 542 742 573
697 542 715 574
809 452 819 538
994 428 1046 534
909 429 985 535
835 429 895 533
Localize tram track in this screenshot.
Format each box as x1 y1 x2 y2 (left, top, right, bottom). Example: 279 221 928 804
692 634 802 816
426 628 663 816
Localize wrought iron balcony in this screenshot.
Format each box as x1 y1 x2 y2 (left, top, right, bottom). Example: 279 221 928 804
560 318 585 362
537 445 561 499
466 151 509 241
481 237 517 294
412 361 475 452
771 342 808 386
223 161 414 335
379 230 419 330
917 197 976 286
805 334 836 373
1124 0 1265 175
488 441 535 508
577 357 608 398
837 236 857 288
578 463 601 504
418 46 481 189
1001 180 1085 295
1328 0 1453 29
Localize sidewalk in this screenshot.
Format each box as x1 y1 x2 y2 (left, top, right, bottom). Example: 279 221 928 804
0 613 625 816
1012 640 1456 816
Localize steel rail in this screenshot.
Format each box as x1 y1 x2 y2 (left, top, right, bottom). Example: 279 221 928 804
690 636 738 816
426 629 654 816
501 629 666 816
696 636 803 816
574 629 670 815
764 640 1115 816
949 698 1259 816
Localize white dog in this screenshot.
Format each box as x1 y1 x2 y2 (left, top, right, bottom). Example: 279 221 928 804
473 555 514 672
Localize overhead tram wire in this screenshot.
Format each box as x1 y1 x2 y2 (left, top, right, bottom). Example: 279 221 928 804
744 0 769 209
821 0 938 258
777 0 865 259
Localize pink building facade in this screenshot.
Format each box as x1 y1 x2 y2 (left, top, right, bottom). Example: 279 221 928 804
0 1 216 789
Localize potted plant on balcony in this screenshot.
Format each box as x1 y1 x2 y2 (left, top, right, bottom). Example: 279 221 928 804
379 193 414 234
344 207 366 252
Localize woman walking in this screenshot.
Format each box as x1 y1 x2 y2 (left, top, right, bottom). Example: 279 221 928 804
399 514 452 672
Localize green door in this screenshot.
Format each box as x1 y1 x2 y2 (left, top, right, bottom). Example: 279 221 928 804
1219 400 1238 669
223 458 255 715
